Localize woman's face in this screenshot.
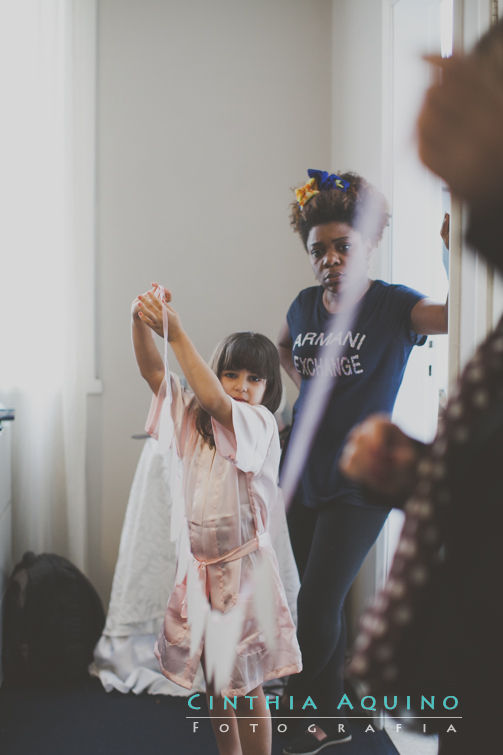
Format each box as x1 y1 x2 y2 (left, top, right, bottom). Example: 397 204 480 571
306 222 372 295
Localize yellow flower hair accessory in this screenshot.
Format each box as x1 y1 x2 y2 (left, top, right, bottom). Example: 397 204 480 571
295 169 350 210
295 177 319 209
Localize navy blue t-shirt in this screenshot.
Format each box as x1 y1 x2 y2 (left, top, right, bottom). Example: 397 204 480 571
286 280 426 507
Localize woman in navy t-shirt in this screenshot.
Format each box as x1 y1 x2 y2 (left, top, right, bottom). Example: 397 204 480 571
278 170 448 755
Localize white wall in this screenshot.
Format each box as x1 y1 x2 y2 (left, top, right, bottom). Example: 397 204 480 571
89 0 333 601
331 0 386 187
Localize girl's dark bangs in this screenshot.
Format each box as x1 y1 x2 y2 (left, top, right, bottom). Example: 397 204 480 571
219 336 270 378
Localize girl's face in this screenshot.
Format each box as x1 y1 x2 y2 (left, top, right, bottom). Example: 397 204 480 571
306 221 372 294
220 368 267 406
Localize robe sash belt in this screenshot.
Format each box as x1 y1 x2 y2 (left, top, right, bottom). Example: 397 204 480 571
180 532 271 617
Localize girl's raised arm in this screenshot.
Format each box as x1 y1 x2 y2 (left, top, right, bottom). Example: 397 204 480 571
131 292 165 395
136 287 233 431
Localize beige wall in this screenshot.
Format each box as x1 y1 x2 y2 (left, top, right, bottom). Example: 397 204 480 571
331 0 385 185
89 0 333 601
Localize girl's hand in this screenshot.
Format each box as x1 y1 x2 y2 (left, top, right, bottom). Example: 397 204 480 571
132 283 183 341
340 415 419 497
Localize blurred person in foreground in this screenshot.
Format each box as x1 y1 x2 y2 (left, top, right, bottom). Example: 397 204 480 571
340 18 503 755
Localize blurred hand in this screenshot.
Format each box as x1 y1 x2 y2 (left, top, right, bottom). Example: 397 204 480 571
417 54 503 207
340 414 420 497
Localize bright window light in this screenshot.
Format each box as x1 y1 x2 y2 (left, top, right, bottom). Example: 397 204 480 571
0 1 67 392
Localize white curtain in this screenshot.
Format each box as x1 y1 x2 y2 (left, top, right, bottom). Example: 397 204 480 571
0 0 97 572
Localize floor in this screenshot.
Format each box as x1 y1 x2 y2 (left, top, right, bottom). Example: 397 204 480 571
0 676 400 754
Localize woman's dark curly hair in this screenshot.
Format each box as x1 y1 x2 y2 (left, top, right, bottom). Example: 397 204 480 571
290 171 390 249
190 331 282 448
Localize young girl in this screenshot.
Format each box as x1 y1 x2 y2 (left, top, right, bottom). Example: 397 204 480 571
132 284 301 755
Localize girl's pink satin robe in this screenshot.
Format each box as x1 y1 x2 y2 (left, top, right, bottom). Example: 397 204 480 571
146 375 302 696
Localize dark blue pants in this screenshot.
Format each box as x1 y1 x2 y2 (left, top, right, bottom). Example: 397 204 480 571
286 494 388 727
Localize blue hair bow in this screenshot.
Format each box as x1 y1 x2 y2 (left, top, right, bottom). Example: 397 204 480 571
307 169 349 192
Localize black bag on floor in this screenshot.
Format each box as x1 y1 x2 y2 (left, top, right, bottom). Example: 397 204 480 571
2 551 105 687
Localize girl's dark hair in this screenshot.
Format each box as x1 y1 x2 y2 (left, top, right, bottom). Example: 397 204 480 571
290 171 390 248
191 332 282 448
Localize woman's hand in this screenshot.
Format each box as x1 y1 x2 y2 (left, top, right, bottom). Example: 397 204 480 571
340 415 420 497
133 283 183 342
